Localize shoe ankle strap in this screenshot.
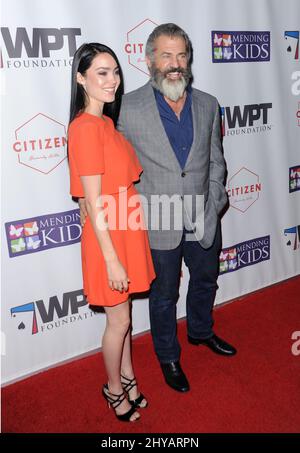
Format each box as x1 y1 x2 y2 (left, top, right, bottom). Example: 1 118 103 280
103 384 126 409
121 374 137 392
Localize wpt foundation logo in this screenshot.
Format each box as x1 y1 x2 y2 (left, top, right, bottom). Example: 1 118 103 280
289 165 300 193
124 19 158 75
0 27 81 69
5 209 81 257
284 226 300 251
212 31 270 63
221 103 272 136
219 235 270 274
13 113 67 174
10 290 95 335
284 31 299 60
227 167 262 213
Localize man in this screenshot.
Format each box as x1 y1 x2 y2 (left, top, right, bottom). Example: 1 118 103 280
80 23 236 392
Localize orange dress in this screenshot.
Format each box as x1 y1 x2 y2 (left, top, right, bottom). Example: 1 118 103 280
68 112 155 306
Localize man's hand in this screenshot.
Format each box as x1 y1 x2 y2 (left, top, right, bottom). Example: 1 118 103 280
78 198 88 227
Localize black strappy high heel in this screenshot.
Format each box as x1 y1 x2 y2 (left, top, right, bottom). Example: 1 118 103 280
121 374 148 408
102 384 140 422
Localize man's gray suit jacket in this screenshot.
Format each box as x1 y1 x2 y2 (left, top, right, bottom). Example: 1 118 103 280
117 81 228 250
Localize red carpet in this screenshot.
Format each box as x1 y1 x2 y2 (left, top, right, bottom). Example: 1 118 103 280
2 276 300 433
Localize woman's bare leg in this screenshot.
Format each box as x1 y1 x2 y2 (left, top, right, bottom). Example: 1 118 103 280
120 301 147 407
102 299 140 421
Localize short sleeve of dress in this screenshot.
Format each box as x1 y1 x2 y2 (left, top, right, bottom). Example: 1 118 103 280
69 120 105 176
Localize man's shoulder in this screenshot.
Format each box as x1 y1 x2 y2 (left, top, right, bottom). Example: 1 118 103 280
192 87 218 107
122 83 151 105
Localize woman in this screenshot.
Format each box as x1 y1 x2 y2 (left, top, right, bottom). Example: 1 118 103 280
68 43 155 422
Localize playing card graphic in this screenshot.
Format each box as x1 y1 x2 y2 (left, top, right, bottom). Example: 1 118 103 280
11 303 38 334
220 107 226 136
284 226 300 250
284 31 299 60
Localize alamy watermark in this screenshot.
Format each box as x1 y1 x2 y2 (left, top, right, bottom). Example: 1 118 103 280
94 188 204 241
291 331 300 356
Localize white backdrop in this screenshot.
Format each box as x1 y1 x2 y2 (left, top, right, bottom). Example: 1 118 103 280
1 0 300 384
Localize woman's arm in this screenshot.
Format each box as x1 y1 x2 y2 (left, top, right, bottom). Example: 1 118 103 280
81 175 129 293
78 198 88 227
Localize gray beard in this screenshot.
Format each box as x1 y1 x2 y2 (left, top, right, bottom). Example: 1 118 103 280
159 77 186 102
150 66 192 102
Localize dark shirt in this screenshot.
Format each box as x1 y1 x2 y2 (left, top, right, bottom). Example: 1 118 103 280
154 87 194 169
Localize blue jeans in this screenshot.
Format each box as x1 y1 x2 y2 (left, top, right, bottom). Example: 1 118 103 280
149 222 221 364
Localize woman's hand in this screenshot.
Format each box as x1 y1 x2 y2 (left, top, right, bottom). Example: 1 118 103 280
105 258 130 293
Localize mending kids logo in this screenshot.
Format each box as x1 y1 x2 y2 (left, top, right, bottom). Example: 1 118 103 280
212 31 270 63
220 235 270 274
5 209 81 257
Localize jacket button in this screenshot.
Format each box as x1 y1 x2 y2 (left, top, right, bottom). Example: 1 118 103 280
181 172 186 177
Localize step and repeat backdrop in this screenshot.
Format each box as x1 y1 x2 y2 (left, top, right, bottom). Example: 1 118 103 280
1 0 300 383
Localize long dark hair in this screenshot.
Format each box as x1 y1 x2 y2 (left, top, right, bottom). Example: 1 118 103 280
69 43 124 126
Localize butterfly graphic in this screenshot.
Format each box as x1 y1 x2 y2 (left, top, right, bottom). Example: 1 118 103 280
26 236 41 250
228 259 238 270
11 238 26 253
220 248 237 261
9 224 24 238
220 251 228 262
290 180 296 190
220 261 228 272
222 34 232 47
214 34 223 46
214 48 223 60
223 47 233 60
228 248 237 259
24 221 39 236
290 167 300 178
